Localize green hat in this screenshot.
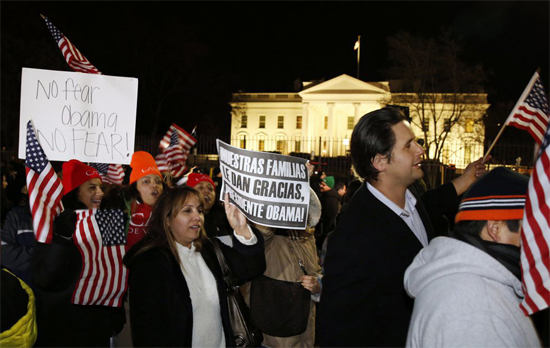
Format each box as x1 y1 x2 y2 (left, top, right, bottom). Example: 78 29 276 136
324 176 335 189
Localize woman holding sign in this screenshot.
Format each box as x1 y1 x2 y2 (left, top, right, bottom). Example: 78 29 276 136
123 186 265 347
31 159 126 347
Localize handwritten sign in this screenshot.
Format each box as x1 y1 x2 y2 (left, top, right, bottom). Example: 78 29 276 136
18 68 138 164
217 140 310 230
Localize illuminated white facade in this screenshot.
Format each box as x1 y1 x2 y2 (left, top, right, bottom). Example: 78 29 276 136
230 74 489 168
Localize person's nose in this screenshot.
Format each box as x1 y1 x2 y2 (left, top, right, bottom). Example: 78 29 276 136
415 142 425 156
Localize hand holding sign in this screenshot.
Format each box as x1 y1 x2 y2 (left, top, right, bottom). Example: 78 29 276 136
224 192 251 239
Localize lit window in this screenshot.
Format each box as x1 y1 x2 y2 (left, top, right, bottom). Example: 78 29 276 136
239 135 246 149
258 139 265 152
295 140 301 152
422 118 430 132
296 116 302 129
347 117 354 130
259 115 265 129
277 140 285 152
465 118 474 133
324 116 328 130
278 116 284 129
241 115 247 128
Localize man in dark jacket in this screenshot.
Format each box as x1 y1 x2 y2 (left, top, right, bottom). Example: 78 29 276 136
317 107 486 347
317 180 344 251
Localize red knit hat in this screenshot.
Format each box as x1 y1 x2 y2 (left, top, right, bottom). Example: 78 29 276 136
62 159 102 195
186 173 215 188
129 151 162 185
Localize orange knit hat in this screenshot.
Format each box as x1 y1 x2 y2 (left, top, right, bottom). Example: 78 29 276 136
62 159 101 195
129 151 162 185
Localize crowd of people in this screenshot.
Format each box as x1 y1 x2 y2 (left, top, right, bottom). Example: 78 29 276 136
1 106 548 347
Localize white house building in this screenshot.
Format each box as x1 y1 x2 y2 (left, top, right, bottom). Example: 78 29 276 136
230 74 489 169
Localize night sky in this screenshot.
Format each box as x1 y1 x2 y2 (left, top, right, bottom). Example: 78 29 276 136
2 1 549 147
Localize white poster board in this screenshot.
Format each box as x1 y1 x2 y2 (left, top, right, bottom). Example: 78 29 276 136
18 68 138 164
216 140 310 230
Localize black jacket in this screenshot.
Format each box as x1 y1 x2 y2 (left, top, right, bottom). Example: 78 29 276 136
123 231 266 347
31 207 126 347
317 182 457 347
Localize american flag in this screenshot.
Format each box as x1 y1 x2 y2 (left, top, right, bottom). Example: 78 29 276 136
41 15 101 75
505 71 549 144
25 121 64 244
157 124 197 177
89 163 125 185
520 116 550 315
72 209 128 307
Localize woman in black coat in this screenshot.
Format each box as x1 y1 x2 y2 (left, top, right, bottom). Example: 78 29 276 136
123 186 265 347
32 160 126 347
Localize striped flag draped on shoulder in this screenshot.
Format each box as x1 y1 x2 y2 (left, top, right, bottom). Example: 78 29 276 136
25 121 64 244
520 116 550 315
72 209 128 307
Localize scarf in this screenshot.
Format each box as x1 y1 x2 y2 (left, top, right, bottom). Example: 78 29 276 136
453 232 522 280
126 202 153 251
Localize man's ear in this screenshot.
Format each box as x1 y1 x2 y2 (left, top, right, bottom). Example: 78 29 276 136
485 220 501 242
372 154 387 172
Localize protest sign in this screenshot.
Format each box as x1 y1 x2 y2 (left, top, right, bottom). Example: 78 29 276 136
216 140 310 230
18 68 138 164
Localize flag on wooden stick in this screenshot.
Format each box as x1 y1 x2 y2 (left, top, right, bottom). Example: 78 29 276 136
505 71 549 144
25 121 64 244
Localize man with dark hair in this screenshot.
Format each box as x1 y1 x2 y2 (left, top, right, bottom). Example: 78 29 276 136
404 167 541 347
317 107 486 347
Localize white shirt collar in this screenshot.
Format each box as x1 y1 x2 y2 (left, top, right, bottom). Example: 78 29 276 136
366 182 417 217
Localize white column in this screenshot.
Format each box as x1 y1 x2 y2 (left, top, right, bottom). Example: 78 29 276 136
302 102 312 153
327 102 335 156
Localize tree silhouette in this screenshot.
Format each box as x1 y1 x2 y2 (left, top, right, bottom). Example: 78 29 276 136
385 30 487 187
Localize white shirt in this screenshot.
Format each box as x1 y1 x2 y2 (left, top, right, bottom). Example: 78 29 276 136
177 242 225 348
176 228 258 347
367 183 429 247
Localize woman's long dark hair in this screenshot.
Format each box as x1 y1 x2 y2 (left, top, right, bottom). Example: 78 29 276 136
61 187 87 210
127 186 207 266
